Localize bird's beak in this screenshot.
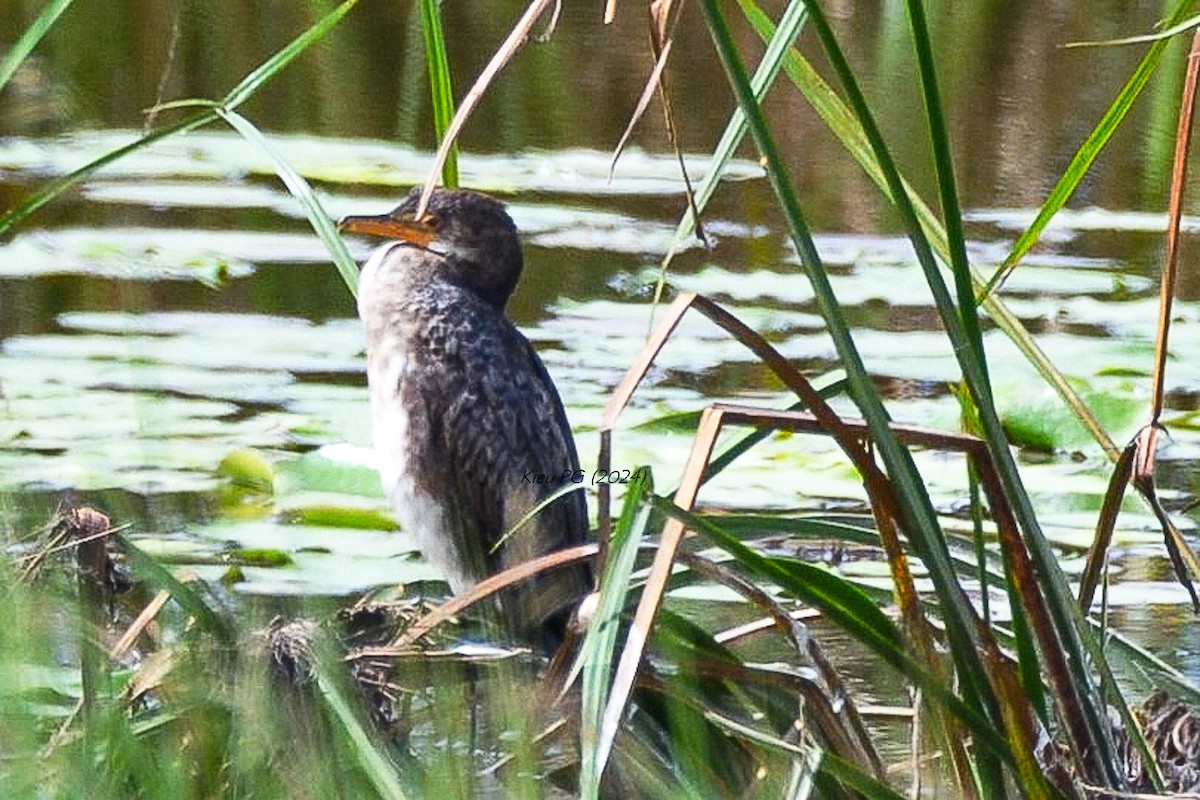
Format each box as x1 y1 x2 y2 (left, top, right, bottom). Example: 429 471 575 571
337 213 436 247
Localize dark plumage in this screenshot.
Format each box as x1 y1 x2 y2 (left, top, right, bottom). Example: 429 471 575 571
342 187 592 647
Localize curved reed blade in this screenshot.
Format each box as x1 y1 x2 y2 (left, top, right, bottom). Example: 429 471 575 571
597 293 938 697
1065 16 1200 49
310 639 412 800
0 0 361 237
360 543 598 652
0 0 74 94
600 292 903 549
695 372 846 490
1079 441 1137 612
982 0 1196 298
676 551 883 779
0 113 213 236
217 109 360 297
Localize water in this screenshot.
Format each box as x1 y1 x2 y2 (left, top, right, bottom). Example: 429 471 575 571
2 2 1200 678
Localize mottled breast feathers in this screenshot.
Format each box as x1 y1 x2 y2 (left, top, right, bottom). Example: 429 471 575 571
358 240 590 644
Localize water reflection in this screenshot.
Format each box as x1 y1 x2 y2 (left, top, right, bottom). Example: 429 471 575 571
1 1 1189 209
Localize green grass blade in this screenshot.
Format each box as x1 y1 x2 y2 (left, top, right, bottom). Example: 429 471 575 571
112 534 235 646
1 0 361 238
819 751 907 800
905 0 988 391
0 0 75 93
697 5 1009 780
580 471 652 800
217 109 359 297
983 0 1197 298
0 113 214 236
736 0 1119 461
419 0 459 187
313 649 410 800
1102 622 1200 706
661 0 808 265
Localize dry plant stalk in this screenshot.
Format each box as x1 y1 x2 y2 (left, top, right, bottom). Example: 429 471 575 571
1080 28 1200 614
608 0 708 247
590 289 1117 787
350 542 597 654
676 549 883 778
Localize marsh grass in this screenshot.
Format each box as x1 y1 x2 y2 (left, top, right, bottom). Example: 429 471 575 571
5 1 1200 797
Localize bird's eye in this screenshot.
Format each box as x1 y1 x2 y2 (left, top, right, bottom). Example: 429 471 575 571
423 214 440 229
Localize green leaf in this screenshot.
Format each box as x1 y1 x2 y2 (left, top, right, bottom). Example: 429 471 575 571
217 109 359 297
281 505 396 531
0 0 75 94
984 0 1198 296
113 535 235 645
225 547 294 567
579 469 652 800
419 0 459 187
274 450 385 499
1000 380 1141 452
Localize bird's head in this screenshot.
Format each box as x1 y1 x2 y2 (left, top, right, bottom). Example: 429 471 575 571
339 187 523 309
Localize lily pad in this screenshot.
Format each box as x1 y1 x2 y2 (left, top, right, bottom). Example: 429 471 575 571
997 378 1144 453
273 446 383 499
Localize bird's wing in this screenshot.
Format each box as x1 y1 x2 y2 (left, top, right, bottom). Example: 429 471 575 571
441 328 584 554
416 299 591 640
521 333 590 547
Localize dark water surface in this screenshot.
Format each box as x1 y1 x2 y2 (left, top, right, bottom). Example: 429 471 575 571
3 2 1200 684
